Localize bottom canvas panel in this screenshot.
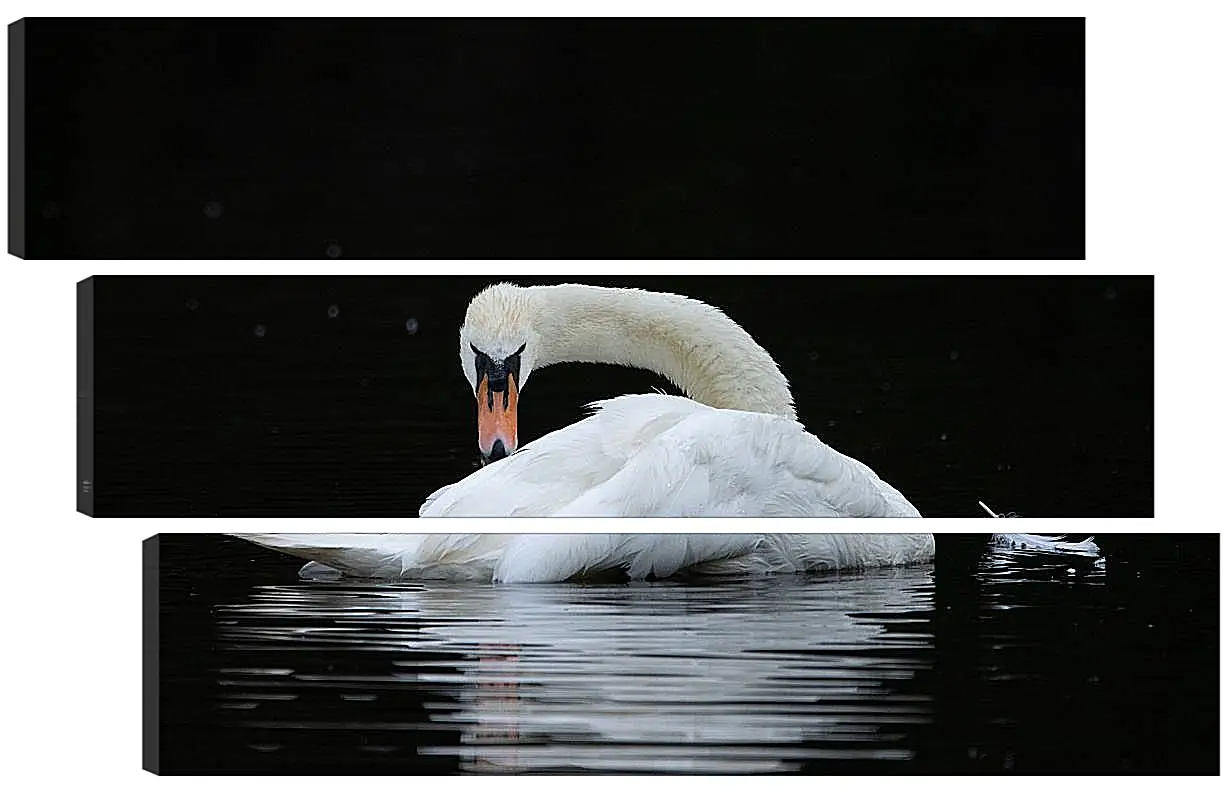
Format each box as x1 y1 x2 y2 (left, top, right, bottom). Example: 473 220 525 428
147 534 1219 775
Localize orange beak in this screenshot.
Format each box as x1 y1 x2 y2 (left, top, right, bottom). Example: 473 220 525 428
477 373 518 463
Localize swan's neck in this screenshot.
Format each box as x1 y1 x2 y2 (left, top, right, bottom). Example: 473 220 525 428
529 285 796 418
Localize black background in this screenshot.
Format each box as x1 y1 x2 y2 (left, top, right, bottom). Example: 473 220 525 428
22 18 1084 259
152 534 1219 774
88 275 1152 517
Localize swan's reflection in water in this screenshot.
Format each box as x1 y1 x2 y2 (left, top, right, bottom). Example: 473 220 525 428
214 569 937 773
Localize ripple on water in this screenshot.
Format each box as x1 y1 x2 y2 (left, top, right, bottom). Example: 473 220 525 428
200 542 1132 775
210 568 940 774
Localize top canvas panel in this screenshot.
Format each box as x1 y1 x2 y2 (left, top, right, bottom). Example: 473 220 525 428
14 18 1084 259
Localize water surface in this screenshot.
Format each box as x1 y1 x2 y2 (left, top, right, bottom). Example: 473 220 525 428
155 535 1216 774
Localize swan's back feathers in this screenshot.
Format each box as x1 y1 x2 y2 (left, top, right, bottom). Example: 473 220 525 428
421 394 919 518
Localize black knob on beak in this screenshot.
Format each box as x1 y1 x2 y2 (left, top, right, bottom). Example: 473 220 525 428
488 439 508 462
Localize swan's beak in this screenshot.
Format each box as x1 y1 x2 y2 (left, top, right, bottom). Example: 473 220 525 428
476 373 518 464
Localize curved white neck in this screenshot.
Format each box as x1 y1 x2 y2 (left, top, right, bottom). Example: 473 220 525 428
527 284 796 419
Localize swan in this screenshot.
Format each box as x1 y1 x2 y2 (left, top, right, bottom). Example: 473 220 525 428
230 285 1101 583
420 282 920 518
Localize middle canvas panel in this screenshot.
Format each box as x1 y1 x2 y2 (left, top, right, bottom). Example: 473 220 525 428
80 275 1153 518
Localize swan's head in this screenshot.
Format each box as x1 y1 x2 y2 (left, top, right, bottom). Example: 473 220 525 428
459 284 538 464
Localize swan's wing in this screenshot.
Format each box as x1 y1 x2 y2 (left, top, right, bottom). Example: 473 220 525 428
421 394 920 518
557 399 919 517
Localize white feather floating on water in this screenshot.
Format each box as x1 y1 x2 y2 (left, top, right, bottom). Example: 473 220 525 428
988 533 1102 557
978 501 1102 557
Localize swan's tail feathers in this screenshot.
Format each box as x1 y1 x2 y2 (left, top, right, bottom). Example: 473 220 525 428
227 533 417 579
228 533 509 581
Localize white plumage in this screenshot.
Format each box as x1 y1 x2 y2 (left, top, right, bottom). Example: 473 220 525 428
422 395 918 517
231 533 938 584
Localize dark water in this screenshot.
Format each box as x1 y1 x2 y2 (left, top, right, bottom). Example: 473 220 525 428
91 276 1152 517
154 535 1218 774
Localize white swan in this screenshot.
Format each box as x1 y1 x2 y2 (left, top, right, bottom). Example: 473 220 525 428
227 285 1100 583
421 282 920 518
251 285 932 582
